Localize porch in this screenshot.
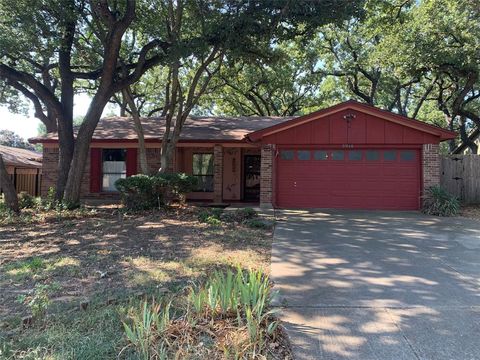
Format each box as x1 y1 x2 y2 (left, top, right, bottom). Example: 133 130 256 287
174 144 271 205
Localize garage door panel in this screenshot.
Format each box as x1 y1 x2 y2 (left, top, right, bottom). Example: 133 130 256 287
276 148 420 210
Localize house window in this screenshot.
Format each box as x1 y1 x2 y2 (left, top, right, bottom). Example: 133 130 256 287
314 150 328 160
348 150 362 161
366 150 379 161
383 150 396 161
297 150 311 160
400 150 415 161
102 149 126 192
280 150 294 160
192 153 214 192
332 150 344 161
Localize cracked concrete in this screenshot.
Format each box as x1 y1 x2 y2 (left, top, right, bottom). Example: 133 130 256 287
271 210 480 360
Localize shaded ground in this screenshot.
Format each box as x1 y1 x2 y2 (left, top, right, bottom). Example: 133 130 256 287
461 204 480 220
272 210 480 360
0 206 272 322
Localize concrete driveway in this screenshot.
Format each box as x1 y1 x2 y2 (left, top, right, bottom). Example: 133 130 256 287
271 210 480 360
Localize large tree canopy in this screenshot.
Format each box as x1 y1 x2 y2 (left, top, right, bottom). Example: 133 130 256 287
0 0 171 204
198 0 479 155
0 0 364 208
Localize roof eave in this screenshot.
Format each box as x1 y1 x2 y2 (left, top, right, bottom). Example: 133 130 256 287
29 138 250 144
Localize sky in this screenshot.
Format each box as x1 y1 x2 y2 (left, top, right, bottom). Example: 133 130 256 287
0 93 118 139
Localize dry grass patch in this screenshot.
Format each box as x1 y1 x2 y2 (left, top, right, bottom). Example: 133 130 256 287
0 205 272 321
0 206 285 359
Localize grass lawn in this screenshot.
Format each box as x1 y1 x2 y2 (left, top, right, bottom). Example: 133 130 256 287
0 205 286 359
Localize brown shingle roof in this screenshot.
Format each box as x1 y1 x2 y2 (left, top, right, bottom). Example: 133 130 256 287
0 145 42 168
29 115 295 143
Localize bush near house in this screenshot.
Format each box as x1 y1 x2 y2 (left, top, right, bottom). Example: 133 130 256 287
422 186 460 216
115 173 198 210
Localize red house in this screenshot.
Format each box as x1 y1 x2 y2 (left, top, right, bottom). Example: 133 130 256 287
30 101 455 210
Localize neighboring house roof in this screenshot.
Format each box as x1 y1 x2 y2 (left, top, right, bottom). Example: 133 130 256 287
29 115 295 144
0 145 42 168
247 100 457 142
452 128 480 154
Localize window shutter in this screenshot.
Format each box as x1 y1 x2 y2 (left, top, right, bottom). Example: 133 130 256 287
126 148 138 176
90 148 102 193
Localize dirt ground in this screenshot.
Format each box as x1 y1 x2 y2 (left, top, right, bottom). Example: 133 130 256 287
0 206 272 321
460 205 480 220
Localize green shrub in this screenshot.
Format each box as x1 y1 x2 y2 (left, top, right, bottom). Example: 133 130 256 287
244 218 271 229
42 187 57 210
157 172 198 200
0 195 8 212
197 208 224 226
422 186 460 216
18 192 37 209
234 207 258 221
115 173 197 210
115 174 163 210
198 207 261 227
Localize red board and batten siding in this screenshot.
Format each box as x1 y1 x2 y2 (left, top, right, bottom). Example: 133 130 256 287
260 109 442 210
262 110 440 145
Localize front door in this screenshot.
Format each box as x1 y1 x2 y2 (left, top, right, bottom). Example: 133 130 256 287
244 155 261 201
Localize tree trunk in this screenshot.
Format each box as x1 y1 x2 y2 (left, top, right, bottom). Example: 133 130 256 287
159 142 175 174
447 116 456 152
459 117 478 154
0 155 19 213
55 144 74 201
55 6 76 202
63 92 110 207
55 114 74 201
122 87 149 174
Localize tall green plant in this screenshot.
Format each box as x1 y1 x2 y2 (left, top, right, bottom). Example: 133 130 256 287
422 186 460 216
122 300 171 359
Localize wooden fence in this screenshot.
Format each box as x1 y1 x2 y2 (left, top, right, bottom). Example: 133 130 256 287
441 155 480 204
0 168 41 197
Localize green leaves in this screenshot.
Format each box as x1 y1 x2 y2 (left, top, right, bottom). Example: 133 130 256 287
115 172 198 210
422 185 460 216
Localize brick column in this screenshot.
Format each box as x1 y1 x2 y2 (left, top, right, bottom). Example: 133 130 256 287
213 145 223 203
422 144 440 192
260 144 274 207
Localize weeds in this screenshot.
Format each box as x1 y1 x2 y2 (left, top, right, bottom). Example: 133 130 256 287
16 283 60 318
0 195 97 225
121 268 284 359
197 207 264 229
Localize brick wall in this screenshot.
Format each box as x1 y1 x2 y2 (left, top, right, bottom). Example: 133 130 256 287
260 144 273 207
213 145 223 203
146 148 162 173
423 144 440 191
41 146 93 198
40 147 59 196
